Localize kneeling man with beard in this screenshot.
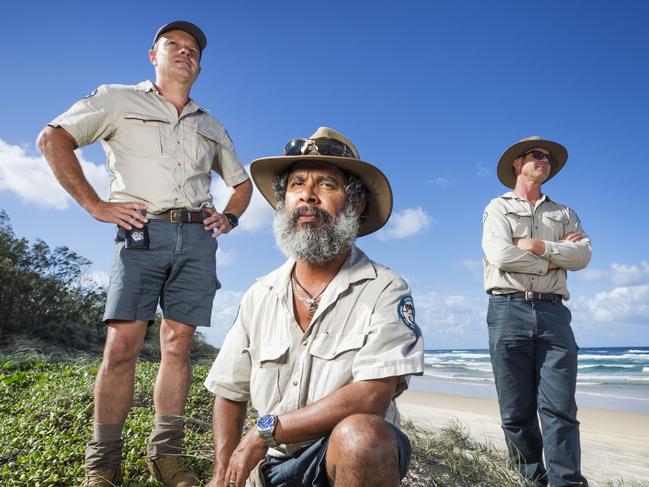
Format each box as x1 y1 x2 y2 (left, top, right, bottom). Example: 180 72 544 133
204 127 424 487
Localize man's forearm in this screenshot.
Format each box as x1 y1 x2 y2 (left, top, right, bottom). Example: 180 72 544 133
273 378 397 445
222 179 253 217
37 126 101 211
212 397 247 476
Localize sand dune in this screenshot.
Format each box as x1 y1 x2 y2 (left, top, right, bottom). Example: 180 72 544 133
397 390 649 486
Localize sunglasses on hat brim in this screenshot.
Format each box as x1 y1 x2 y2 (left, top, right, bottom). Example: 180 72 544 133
284 137 357 159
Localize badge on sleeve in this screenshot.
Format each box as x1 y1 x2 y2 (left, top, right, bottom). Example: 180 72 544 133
398 296 417 332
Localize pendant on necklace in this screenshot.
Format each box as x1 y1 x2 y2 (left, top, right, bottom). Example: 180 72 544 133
308 303 318 317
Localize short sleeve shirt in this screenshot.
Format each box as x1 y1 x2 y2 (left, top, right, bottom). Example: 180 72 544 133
49 81 249 213
204 245 425 456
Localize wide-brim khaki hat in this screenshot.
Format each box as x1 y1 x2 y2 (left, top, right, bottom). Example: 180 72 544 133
250 127 393 237
497 136 568 188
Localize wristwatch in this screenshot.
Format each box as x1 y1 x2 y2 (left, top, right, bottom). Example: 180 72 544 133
256 414 278 447
223 213 238 229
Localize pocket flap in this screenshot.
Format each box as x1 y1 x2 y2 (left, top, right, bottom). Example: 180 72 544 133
310 333 365 360
247 343 290 364
196 123 220 143
123 112 169 124
543 210 568 223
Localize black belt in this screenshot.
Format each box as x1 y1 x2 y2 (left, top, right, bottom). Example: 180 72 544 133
490 291 563 302
146 209 205 224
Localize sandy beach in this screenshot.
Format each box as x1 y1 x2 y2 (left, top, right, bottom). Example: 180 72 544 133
397 390 649 486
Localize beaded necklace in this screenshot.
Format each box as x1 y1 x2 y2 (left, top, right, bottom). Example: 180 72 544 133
291 271 328 317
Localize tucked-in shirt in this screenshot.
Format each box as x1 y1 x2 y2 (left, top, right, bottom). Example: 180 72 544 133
49 80 249 213
482 191 592 299
204 245 424 457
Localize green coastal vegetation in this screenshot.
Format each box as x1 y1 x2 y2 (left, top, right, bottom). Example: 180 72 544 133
0 210 643 486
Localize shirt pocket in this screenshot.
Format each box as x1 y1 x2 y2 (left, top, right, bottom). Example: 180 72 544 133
541 210 568 241
247 343 290 413
121 113 169 157
505 211 532 238
192 122 220 171
310 332 365 379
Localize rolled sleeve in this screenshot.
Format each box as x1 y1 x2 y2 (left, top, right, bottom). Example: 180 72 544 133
204 303 252 401
352 280 424 382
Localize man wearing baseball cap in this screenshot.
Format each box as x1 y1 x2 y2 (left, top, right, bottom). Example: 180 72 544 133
203 127 424 486
38 20 252 486
482 136 591 486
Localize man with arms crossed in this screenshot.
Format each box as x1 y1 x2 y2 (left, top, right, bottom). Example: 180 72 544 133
482 136 591 486
204 127 424 486
38 21 252 487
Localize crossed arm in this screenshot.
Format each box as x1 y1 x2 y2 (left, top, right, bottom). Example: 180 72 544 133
206 377 398 487
482 202 591 274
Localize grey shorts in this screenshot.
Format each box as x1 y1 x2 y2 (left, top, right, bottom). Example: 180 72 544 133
103 220 220 327
261 424 411 486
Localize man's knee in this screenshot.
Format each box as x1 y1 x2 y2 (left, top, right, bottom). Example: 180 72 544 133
329 414 398 464
102 321 147 369
160 320 195 360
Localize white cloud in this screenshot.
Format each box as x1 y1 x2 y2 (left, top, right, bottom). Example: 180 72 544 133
81 270 110 289
576 268 609 282
571 284 649 324
202 289 245 347
610 261 649 286
0 139 109 209
211 164 274 233
456 258 483 280
475 163 490 179
216 247 235 266
414 289 487 342
426 176 449 187
377 206 433 240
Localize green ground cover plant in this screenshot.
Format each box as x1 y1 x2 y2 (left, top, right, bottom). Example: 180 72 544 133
0 354 527 486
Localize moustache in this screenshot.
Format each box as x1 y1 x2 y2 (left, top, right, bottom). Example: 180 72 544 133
291 205 331 224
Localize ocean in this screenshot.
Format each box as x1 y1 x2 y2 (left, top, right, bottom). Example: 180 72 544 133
409 346 649 413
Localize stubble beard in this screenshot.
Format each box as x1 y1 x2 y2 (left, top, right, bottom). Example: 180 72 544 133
272 203 359 264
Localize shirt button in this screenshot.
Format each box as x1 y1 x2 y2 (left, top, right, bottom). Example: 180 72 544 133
292 380 298 386
177 140 181 144
302 340 308 346
177 162 181 166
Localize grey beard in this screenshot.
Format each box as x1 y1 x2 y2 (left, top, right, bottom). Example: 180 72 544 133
273 203 359 264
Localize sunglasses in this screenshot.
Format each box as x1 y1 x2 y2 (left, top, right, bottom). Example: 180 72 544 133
520 150 552 162
284 137 357 159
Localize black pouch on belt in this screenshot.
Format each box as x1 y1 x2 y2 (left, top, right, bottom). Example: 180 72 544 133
125 226 149 249
124 214 150 250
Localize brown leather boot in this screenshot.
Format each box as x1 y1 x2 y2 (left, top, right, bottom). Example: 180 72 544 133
147 455 200 487
82 468 123 486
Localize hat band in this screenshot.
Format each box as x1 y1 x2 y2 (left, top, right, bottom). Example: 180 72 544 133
284 137 357 159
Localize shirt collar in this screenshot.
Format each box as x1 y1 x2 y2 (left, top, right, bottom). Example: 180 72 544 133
135 80 203 113
501 191 550 204
257 245 377 304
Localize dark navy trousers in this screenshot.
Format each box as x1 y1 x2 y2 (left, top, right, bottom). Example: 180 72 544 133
487 295 588 487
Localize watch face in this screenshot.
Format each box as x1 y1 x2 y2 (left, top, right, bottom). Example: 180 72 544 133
257 414 276 431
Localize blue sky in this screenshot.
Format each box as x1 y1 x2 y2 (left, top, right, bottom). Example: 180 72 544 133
1 1 648 348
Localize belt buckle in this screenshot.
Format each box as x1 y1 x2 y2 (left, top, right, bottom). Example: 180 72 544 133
524 291 535 300
170 209 180 223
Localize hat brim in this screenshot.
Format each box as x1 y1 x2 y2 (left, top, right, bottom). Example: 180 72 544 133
497 139 568 188
250 155 393 237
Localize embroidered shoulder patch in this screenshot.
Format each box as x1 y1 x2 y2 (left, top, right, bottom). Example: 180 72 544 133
398 295 417 331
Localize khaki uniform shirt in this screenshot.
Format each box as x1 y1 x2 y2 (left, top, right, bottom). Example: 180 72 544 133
204 246 424 457
482 191 592 299
49 81 249 213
